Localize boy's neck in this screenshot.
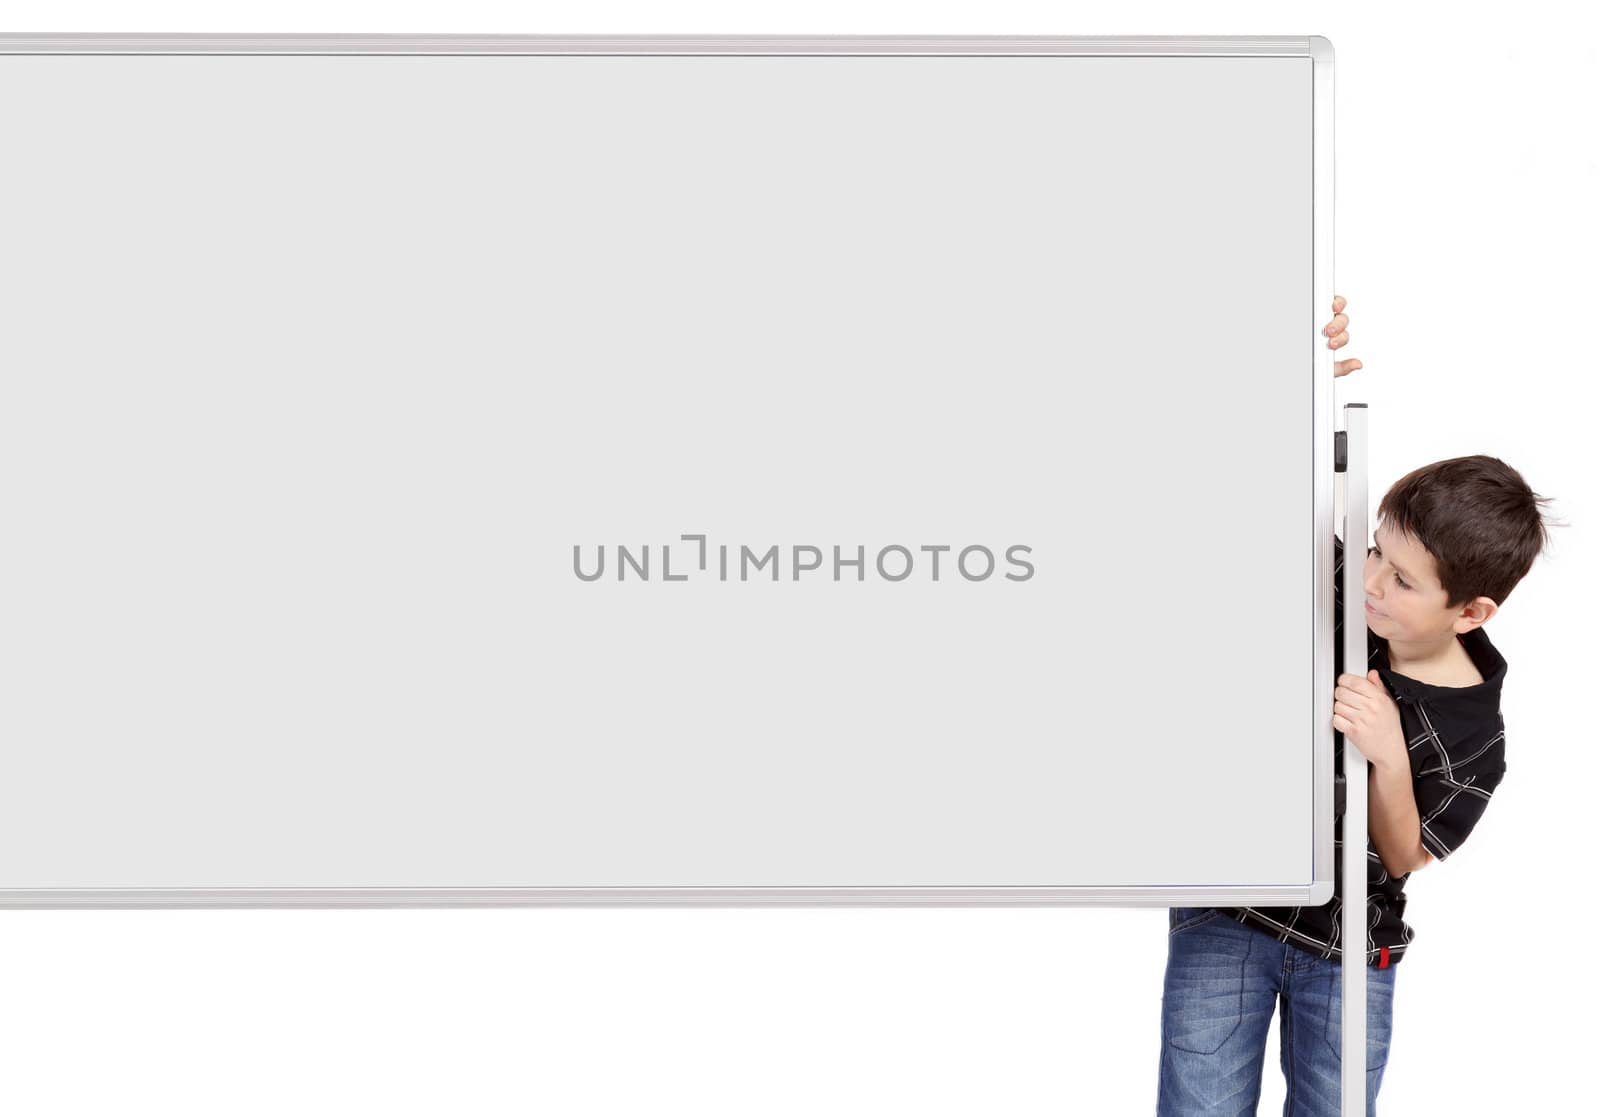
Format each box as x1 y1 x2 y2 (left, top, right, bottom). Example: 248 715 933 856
1383 631 1466 676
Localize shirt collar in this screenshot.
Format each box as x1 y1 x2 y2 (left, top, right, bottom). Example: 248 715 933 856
1375 625 1507 709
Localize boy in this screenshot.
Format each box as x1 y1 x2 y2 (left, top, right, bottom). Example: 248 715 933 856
1156 297 1557 1117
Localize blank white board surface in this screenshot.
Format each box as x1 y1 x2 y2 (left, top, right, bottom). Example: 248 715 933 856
0 35 1337 907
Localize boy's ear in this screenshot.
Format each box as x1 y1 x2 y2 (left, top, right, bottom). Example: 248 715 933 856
1456 597 1498 632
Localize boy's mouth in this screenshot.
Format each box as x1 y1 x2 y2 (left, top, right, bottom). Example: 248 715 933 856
1365 600 1385 617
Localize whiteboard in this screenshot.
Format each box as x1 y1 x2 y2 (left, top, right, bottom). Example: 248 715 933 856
0 35 1337 907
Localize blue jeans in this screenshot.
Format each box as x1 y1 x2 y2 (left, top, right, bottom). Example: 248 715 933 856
1158 907 1396 1116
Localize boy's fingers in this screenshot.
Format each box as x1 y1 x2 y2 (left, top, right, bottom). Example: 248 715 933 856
1328 331 1349 349
1323 313 1348 336
1332 295 1346 314
1333 358 1363 377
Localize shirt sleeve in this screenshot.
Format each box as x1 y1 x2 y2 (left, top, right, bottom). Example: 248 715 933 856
1413 721 1507 862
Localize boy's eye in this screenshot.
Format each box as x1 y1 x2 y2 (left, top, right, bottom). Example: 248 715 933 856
1369 546 1408 589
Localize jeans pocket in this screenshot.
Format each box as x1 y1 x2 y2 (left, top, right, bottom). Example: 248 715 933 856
1168 907 1222 936
1321 964 1395 1071
1163 912 1247 1055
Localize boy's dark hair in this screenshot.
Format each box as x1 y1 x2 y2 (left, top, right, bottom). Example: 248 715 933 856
1377 454 1562 611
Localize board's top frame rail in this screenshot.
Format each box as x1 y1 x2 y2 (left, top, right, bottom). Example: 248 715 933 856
0 33 1331 59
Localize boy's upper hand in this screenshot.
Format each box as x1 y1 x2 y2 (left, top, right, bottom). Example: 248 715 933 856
1324 294 1362 377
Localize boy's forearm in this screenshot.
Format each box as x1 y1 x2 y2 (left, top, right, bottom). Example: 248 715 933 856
1367 755 1429 876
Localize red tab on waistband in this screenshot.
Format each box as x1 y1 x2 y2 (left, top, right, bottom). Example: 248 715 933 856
1379 946 1390 969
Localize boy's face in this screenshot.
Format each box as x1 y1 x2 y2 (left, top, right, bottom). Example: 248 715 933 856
1361 521 1496 642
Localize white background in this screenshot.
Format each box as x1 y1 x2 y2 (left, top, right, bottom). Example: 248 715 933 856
0 3 1592 1115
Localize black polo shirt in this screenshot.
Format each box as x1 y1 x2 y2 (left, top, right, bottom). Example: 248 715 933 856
1216 533 1509 967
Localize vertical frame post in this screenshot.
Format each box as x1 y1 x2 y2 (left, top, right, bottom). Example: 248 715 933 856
1341 402 1369 1115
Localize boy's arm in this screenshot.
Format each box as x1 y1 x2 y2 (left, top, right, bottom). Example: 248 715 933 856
1368 756 1432 877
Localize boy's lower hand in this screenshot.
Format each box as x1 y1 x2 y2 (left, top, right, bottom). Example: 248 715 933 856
1333 670 1406 773
1324 294 1363 377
